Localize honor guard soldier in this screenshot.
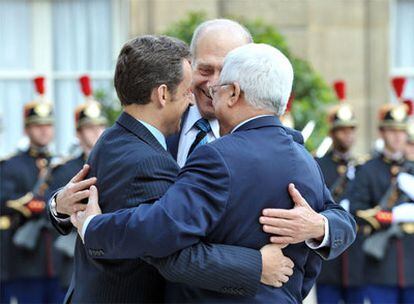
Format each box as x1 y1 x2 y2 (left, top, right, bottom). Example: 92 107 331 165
404 100 414 161
45 75 107 293
350 77 414 304
0 76 63 303
315 80 366 304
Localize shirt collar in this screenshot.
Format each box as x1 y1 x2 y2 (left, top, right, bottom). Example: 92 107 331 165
231 115 275 133
138 120 167 150
183 105 220 139
382 147 404 164
332 149 352 163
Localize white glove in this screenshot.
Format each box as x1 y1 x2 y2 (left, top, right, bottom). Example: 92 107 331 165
397 172 414 200
392 203 414 223
339 199 350 212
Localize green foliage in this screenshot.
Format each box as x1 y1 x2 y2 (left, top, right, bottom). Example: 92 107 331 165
94 88 121 126
165 12 336 151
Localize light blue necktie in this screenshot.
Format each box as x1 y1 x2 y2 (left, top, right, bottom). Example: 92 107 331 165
187 118 212 156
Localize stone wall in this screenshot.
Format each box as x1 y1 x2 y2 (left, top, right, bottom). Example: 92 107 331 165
129 0 392 153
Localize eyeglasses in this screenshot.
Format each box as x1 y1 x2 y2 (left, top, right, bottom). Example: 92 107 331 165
208 83 232 98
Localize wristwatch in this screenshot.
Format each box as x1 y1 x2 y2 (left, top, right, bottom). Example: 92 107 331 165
50 197 59 217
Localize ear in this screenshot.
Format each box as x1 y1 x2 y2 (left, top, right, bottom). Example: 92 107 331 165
154 84 169 108
24 127 28 136
227 82 241 108
76 129 82 139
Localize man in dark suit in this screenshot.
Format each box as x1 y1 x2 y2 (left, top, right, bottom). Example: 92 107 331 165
73 43 356 303
49 35 294 303
166 19 356 258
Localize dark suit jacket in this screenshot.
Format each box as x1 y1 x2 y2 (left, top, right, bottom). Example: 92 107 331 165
49 112 261 303
85 116 356 302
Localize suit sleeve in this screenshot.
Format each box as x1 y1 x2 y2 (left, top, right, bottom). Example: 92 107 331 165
46 166 74 235
47 190 73 235
88 150 262 295
145 243 262 297
301 251 322 298
313 164 357 260
85 144 230 259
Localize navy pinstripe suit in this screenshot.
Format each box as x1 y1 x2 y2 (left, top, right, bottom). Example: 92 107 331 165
85 116 356 303
50 112 262 303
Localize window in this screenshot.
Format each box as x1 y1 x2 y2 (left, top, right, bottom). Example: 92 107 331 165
0 0 129 157
391 0 414 101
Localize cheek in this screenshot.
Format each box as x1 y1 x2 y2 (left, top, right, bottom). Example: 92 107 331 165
214 100 224 114
192 74 207 89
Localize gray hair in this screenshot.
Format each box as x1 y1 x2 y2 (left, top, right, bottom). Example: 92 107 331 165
190 19 253 59
219 43 294 116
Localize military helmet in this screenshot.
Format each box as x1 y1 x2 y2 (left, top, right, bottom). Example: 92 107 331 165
378 103 408 130
405 99 414 143
24 77 54 126
75 75 108 130
378 77 409 130
327 80 357 130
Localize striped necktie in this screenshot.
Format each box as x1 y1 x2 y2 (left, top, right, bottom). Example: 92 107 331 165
187 118 212 157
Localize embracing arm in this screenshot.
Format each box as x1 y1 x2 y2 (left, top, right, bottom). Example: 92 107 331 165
259 169 356 260
47 165 96 235
317 185 356 259
79 151 270 296
146 243 262 297
84 144 230 259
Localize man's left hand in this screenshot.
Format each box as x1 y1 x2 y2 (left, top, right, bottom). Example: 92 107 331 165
71 185 102 242
259 183 325 244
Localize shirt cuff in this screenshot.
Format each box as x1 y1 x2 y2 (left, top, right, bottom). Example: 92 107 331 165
81 214 97 243
49 196 71 223
305 215 330 249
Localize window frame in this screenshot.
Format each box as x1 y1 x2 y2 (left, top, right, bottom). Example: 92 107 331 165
0 0 129 156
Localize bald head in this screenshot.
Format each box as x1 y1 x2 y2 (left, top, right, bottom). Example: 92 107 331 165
190 19 253 119
190 19 253 60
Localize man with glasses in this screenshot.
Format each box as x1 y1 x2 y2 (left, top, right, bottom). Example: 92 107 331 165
52 19 356 300
72 43 355 303
48 35 295 303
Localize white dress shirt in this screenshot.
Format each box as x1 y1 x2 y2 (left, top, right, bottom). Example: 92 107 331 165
81 113 330 250
177 105 220 167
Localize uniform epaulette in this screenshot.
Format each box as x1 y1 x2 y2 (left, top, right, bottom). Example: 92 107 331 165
354 154 371 166
50 155 74 169
0 152 18 163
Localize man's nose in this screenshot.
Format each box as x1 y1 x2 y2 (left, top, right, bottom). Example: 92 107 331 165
207 71 221 87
